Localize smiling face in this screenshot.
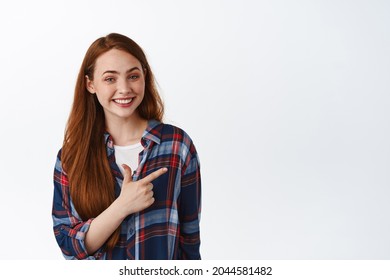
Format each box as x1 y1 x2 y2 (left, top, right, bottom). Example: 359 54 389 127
86 48 146 124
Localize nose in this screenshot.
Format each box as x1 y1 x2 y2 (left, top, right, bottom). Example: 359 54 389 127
117 77 132 95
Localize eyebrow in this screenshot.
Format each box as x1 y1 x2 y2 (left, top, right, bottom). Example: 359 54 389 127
101 67 141 76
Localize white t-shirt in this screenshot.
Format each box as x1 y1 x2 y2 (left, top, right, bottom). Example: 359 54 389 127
114 142 144 175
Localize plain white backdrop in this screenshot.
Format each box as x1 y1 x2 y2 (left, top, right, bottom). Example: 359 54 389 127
0 0 389 260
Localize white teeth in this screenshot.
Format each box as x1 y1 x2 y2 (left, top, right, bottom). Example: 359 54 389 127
114 98 133 104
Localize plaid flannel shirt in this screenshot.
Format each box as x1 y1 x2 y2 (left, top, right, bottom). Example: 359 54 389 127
52 120 201 259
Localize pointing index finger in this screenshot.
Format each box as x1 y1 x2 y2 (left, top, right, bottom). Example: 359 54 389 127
141 167 168 184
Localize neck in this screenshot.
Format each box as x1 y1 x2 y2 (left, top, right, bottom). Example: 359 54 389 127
105 113 148 146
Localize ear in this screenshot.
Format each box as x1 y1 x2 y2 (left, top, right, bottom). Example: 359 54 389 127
85 75 96 94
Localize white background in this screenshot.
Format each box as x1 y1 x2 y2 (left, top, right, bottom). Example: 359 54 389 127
0 0 389 260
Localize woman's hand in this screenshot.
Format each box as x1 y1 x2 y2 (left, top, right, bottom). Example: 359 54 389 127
84 165 167 254
117 164 167 217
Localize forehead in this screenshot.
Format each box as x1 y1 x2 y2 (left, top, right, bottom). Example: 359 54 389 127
94 49 142 73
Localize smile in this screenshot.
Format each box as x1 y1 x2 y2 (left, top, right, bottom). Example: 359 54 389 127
113 98 133 104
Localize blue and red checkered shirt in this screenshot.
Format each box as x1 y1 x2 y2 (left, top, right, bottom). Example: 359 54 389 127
52 120 201 259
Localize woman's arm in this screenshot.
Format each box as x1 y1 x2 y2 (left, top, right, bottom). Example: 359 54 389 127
85 164 167 254
83 163 138 254
179 142 202 260
52 151 167 258
52 152 95 259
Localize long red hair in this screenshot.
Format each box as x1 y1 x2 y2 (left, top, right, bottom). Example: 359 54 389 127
61 33 164 250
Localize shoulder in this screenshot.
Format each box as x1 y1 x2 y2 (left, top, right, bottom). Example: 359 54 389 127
160 124 201 172
54 148 67 174
160 123 194 147
160 123 200 165
57 148 63 159
146 120 198 155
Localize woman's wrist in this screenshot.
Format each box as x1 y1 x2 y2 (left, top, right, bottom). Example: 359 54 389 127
112 196 133 220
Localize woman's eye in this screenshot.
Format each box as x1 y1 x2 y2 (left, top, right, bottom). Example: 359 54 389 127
129 75 139 80
105 77 115 83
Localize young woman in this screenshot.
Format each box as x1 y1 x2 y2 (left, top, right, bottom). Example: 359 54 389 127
52 33 201 260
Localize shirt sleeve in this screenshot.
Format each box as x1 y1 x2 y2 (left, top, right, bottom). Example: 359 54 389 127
51 150 99 260
179 141 202 260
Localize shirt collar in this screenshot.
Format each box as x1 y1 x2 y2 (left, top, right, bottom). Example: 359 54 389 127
142 119 162 145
